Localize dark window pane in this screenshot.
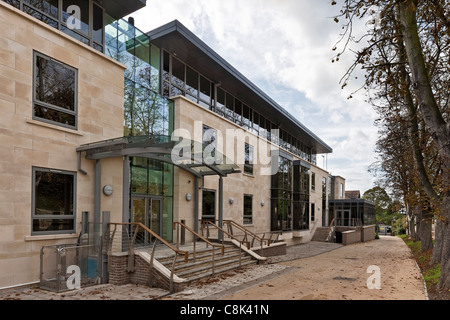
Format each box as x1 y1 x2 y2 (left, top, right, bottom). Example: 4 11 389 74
163 51 170 81
35 54 76 111
216 88 225 116
186 66 198 97
202 190 216 221
244 195 253 224
93 3 104 44
34 105 76 127
34 170 74 216
23 0 59 18
33 219 74 232
234 99 242 124
199 76 211 102
225 93 234 120
171 57 185 89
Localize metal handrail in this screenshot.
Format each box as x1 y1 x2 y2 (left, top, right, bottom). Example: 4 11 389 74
326 218 336 242
223 220 272 249
173 221 225 277
106 222 188 293
201 220 245 268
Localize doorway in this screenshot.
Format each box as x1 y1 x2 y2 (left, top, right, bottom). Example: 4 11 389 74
131 196 162 245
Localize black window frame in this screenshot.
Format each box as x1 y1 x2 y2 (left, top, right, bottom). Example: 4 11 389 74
31 167 77 236
33 51 79 130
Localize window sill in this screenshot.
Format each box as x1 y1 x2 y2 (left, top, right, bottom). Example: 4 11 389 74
242 172 255 178
26 118 83 136
24 233 78 242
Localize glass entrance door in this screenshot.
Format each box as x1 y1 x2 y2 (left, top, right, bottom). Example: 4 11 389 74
131 196 162 245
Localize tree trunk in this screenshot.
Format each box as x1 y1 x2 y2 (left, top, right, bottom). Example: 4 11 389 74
418 209 434 252
398 0 450 290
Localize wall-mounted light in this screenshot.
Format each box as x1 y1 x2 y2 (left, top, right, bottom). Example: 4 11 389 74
229 198 234 204
103 185 113 196
186 193 192 201
261 201 265 207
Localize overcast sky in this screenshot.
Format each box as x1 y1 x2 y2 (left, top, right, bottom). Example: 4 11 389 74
128 0 379 194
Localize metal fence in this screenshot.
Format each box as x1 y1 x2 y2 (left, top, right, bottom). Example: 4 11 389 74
39 243 99 293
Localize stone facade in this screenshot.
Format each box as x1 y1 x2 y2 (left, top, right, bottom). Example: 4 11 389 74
0 3 125 288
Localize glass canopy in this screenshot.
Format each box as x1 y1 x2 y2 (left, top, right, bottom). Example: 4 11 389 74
77 135 241 178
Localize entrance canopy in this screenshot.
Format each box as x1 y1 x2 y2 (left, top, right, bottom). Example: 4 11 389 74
77 135 241 178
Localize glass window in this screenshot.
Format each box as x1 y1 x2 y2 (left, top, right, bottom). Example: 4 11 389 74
244 143 254 175
199 76 211 104
3 0 20 9
171 57 185 89
234 99 242 125
244 194 253 225
92 3 104 44
202 190 216 222
216 88 225 116
23 0 59 18
186 66 199 98
34 52 77 129
32 168 76 235
225 92 234 121
242 104 252 130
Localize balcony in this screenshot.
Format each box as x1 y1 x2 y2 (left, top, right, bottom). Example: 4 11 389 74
1 0 146 53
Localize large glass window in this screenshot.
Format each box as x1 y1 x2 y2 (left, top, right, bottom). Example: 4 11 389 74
33 51 77 129
32 167 76 235
271 155 293 231
293 161 310 230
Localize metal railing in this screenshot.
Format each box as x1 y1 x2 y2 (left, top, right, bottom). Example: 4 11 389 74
173 221 225 277
104 222 188 292
326 218 336 242
201 220 245 268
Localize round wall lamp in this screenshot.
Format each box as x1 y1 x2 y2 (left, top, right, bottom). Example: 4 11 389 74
103 185 113 196
229 197 234 205
186 193 192 201
261 201 265 207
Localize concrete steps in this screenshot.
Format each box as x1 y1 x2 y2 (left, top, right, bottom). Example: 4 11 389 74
156 243 257 284
311 227 330 242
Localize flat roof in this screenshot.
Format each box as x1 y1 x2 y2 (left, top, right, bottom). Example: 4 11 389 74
102 0 146 20
147 20 333 155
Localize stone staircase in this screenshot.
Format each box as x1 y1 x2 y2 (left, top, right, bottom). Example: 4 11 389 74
311 227 331 242
154 242 258 284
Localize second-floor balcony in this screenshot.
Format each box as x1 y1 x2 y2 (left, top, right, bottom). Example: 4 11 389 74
1 0 146 53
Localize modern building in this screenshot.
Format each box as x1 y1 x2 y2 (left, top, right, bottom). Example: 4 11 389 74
0 0 342 290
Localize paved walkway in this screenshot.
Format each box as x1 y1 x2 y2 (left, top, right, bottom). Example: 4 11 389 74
0 236 427 300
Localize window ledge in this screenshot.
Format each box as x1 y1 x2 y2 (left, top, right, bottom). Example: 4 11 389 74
242 172 255 178
25 233 78 242
26 118 83 136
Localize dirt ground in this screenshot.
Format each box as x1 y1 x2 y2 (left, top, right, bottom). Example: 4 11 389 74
218 236 428 300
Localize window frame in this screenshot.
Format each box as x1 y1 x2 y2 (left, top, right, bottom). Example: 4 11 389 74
31 167 77 236
33 51 79 130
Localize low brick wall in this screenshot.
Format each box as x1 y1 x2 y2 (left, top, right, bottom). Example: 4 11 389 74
108 253 184 292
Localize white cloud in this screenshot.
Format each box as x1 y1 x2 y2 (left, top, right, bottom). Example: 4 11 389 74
130 0 379 193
